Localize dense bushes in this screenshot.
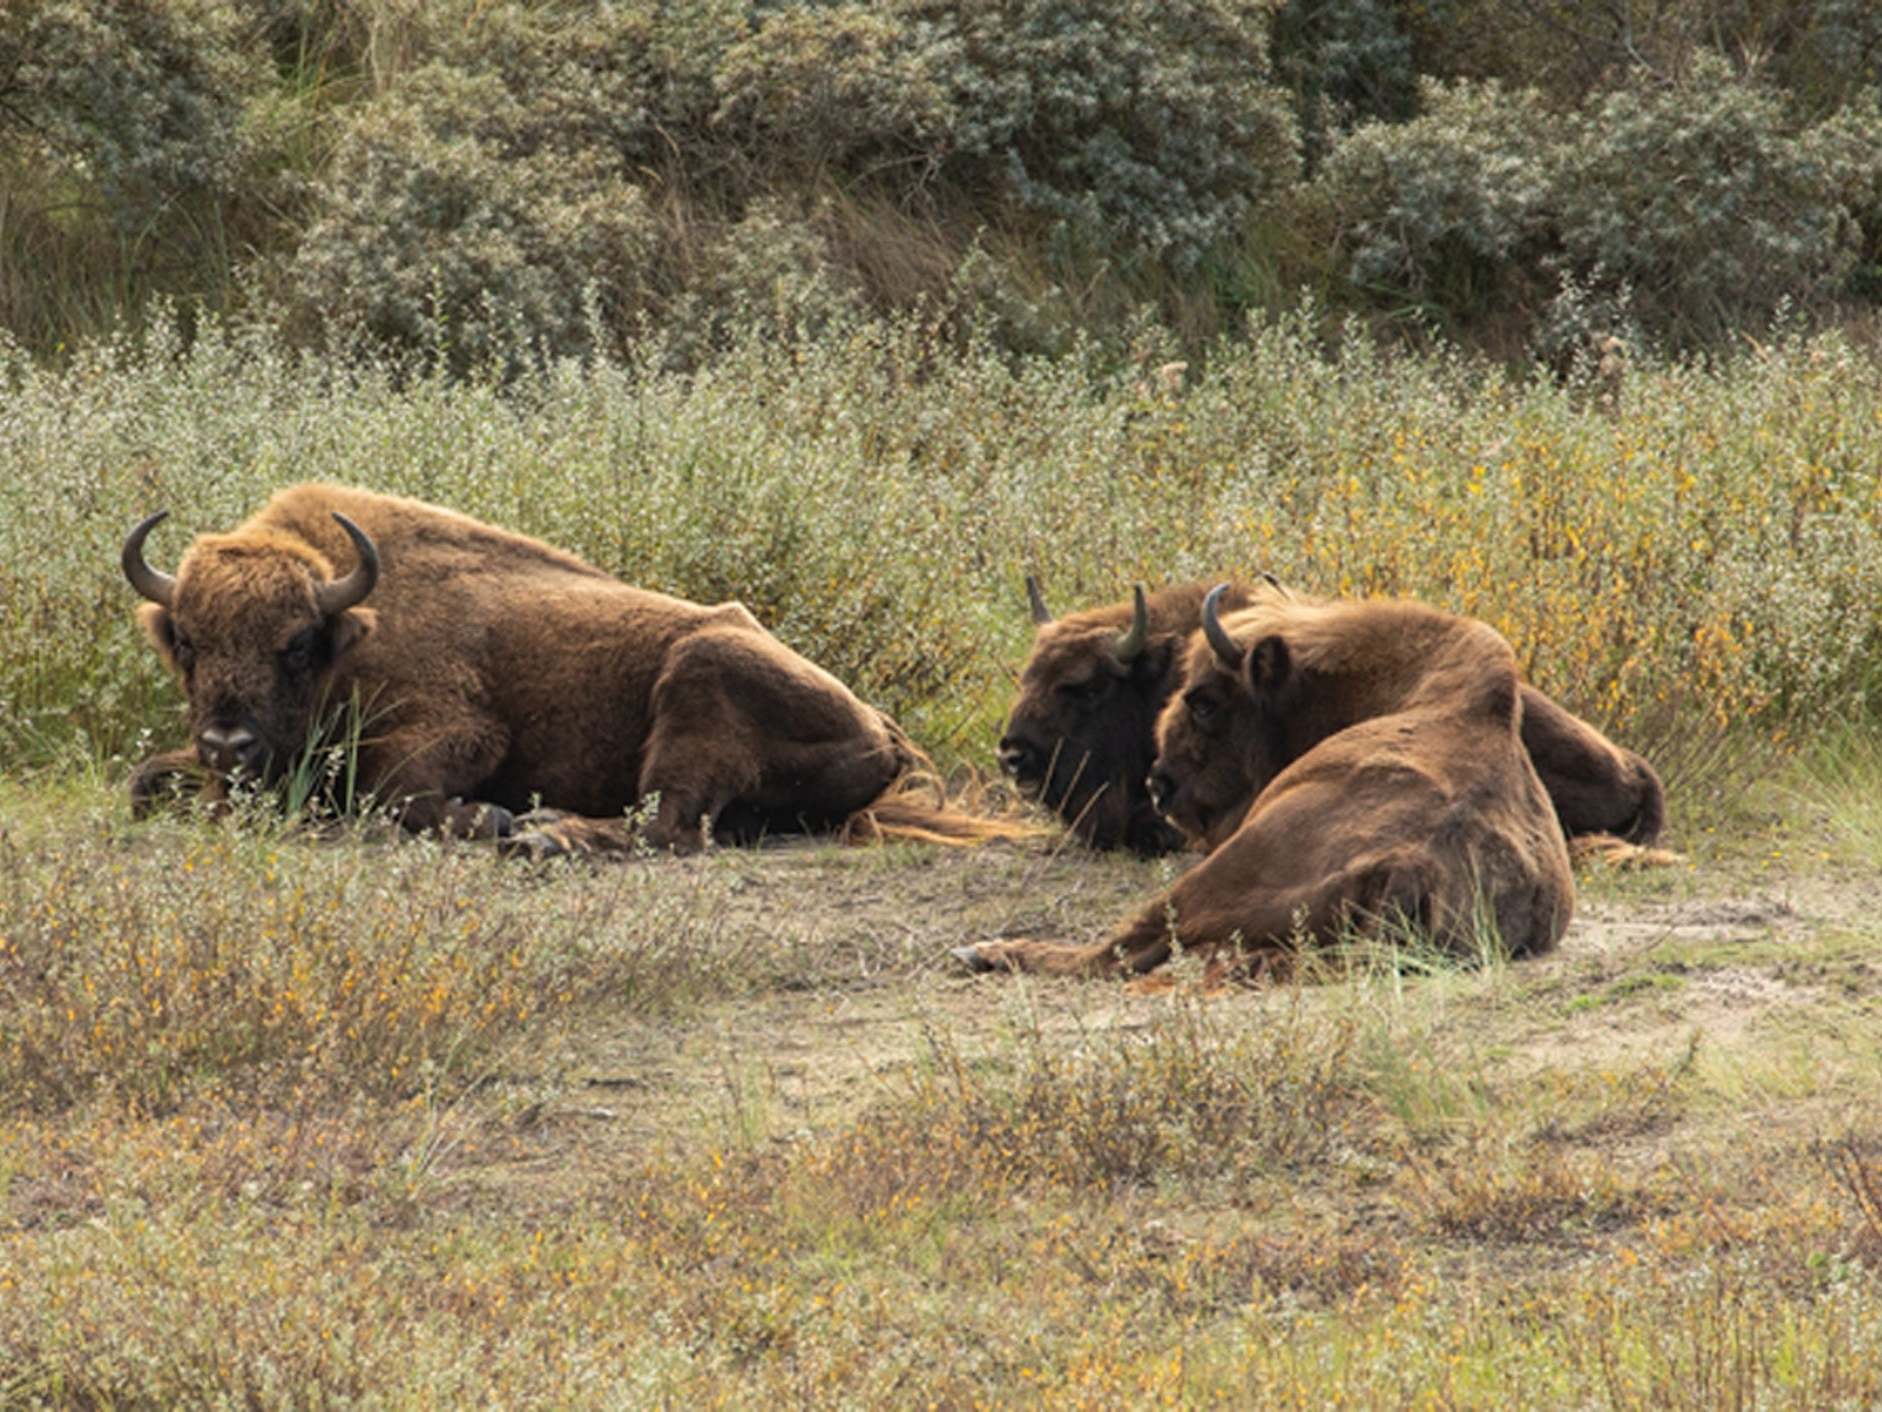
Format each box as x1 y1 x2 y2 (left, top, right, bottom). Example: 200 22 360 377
8 307 1882 777
3 0 1881 359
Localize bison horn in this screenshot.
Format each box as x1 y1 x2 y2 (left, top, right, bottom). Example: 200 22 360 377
1258 569 1292 599
1110 583 1149 666
1025 573 1052 626
314 513 380 616
1201 582 1243 669
121 511 177 608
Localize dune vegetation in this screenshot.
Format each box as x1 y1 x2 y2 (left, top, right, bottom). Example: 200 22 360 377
6 1 1882 1405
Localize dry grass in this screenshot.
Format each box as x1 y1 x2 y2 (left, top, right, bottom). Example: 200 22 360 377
4 760 1882 1404
6 308 1882 1402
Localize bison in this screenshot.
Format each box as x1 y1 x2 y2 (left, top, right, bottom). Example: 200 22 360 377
1001 577 1665 858
960 588 1576 977
123 483 1022 854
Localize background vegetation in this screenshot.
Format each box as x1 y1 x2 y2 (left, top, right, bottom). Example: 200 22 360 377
4 308 1880 800
7 4 1882 1406
2 0 1880 363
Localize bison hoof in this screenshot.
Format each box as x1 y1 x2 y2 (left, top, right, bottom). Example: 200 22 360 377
950 944 997 975
501 829 570 861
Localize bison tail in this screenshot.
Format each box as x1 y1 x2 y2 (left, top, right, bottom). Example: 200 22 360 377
840 773 1044 849
1567 832 1685 870
841 796 1043 848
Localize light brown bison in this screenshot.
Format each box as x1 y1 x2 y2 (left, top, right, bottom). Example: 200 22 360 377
123 483 1020 853
1001 577 1665 857
961 589 1576 976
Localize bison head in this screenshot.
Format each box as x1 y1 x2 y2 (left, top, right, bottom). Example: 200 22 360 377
1146 584 1297 851
997 578 1186 854
123 511 380 783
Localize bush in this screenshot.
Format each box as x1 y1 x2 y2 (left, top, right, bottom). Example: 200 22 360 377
903 0 1299 269
285 65 662 367
1312 79 1554 323
1270 0 1418 170
0 0 262 226
1552 53 1882 343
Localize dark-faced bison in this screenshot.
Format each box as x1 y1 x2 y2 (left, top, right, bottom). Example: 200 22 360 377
960 589 1576 977
1001 577 1665 857
123 483 1021 853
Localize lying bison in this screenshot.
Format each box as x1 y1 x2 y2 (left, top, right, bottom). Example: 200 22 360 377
1001 576 1665 857
961 589 1575 976
123 484 1019 853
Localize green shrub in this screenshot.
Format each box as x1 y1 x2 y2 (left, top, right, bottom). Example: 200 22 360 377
1270 0 1418 169
1552 53 1882 344
898 0 1299 269
285 65 662 367
713 5 956 178
1312 79 1554 323
0 0 261 226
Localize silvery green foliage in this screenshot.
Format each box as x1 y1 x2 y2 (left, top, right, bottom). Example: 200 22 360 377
287 65 661 368
1313 79 1554 317
713 5 957 176
721 0 1298 269
661 198 864 366
1317 58 1882 343
1269 0 1417 170
1551 53 1882 342
0 0 261 229
899 0 1299 270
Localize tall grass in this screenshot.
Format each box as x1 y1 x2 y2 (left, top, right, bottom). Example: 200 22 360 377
4 307 1880 789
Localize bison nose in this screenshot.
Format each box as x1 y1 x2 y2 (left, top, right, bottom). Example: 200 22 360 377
198 724 260 776
1146 766 1178 813
997 737 1038 780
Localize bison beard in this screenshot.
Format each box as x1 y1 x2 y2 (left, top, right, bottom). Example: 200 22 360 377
1002 577 1666 857
959 592 1577 977
122 484 1025 854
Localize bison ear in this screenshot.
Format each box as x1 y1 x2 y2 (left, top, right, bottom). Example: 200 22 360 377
138 603 180 672
1243 634 1289 697
329 606 378 661
1142 636 1175 681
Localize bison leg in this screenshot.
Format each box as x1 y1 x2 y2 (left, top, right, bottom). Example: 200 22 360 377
1517 686 1666 844
637 627 901 852
129 748 228 819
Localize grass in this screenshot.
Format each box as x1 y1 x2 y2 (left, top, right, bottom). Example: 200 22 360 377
6 313 1882 1402
4 750 1882 1403
6 308 1882 789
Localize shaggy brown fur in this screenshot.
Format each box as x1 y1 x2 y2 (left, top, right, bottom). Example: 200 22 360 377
960 595 1576 977
124 484 1025 853
1001 578 1667 856
998 579 1268 853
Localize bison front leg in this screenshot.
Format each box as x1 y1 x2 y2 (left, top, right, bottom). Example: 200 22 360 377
129 748 228 819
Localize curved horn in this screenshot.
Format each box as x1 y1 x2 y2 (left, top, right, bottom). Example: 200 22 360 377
1025 573 1052 626
314 513 380 616
1110 583 1149 665
121 511 177 608
1201 582 1243 670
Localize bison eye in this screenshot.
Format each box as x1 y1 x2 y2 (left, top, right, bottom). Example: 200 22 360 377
278 626 321 675
1059 677 1108 704
1185 691 1218 724
170 630 195 671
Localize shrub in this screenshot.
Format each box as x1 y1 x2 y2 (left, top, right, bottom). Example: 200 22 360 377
0 0 262 227
1312 78 1554 323
899 0 1299 270
713 5 957 179
1551 53 1882 344
285 65 662 367
1270 0 1418 170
